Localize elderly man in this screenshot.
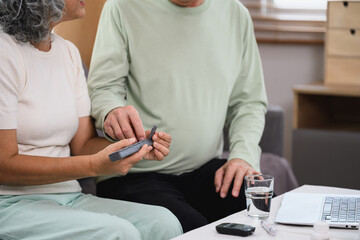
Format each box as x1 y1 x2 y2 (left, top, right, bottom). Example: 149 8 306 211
88 0 267 232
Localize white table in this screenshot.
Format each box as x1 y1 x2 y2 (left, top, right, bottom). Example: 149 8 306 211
172 185 360 240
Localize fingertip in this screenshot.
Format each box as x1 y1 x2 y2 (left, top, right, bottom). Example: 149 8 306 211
159 132 163 137
232 190 239 197
129 138 136 143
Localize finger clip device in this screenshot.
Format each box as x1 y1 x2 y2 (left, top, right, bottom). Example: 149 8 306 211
109 126 157 162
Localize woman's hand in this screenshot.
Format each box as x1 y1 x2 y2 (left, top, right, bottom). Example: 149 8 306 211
144 131 171 161
89 129 171 177
90 138 152 176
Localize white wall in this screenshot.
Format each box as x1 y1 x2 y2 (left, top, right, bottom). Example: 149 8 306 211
258 43 325 164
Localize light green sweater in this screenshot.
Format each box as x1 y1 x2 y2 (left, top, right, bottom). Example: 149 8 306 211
88 0 268 179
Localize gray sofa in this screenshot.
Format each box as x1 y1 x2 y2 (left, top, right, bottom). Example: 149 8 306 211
78 105 298 196
222 105 298 195
260 106 298 195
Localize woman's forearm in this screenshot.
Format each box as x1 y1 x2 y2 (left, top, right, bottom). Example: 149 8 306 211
0 119 145 186
71 136 112 156
0 154 96 186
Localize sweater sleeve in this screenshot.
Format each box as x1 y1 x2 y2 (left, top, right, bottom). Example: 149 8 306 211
225 9 268 171
0 35 25 129
87 0 129 140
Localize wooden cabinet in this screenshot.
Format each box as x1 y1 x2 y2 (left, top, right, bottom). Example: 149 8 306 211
327 29 360 57
325 1 360 86
293 82 360 132
327 1 360 28
292 82 360 189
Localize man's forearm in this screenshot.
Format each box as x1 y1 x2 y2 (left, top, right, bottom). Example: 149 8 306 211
227 101 267 171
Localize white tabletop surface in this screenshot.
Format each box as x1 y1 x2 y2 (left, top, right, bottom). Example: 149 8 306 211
172 185 360 240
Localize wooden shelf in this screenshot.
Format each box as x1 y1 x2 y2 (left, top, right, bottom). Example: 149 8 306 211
293 81 360 97
293 82 360 133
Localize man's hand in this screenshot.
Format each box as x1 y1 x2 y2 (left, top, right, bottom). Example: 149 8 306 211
144 131 172 161
214 158 260 198
104 106 145 141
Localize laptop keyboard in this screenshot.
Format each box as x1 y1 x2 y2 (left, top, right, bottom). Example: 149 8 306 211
321 197 360 223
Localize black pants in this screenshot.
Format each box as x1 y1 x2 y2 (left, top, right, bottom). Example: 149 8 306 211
97 158 246 233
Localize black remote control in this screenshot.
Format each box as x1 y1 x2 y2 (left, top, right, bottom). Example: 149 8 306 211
216 223 255 237
108 126 157 161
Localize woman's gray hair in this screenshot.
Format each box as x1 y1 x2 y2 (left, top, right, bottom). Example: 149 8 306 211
0 0 65 43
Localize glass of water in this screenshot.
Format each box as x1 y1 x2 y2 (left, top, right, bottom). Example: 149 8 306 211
244 175 274 219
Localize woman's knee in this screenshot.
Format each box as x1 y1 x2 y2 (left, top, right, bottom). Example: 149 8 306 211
94 218 142 240
147 206 183 239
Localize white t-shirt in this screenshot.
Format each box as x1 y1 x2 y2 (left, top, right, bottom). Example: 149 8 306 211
0 32 91 195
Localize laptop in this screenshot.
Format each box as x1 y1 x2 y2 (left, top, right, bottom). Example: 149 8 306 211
275 192 360 229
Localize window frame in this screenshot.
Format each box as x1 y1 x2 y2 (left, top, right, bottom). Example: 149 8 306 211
240 0 327 44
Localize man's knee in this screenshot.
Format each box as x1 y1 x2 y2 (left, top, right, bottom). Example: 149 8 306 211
181 212 208 232
169 204 208 232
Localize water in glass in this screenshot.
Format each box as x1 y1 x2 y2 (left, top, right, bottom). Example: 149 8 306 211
245 186 273 219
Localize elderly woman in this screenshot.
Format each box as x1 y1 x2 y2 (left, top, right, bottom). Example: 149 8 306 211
0 0 182 239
